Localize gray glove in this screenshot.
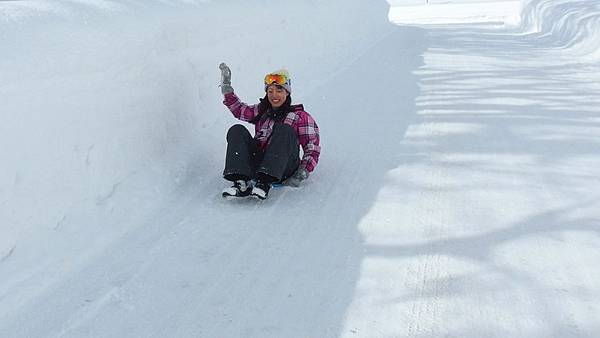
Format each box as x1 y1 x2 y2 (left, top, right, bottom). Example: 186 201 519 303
219 62 234 94
286 168 309 187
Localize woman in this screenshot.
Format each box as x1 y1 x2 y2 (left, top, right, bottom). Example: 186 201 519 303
219 63 320 200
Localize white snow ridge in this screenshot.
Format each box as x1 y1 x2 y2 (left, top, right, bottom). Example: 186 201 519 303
1 0 600 337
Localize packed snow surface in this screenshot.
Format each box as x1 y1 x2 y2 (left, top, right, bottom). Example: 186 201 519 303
1 0 600 337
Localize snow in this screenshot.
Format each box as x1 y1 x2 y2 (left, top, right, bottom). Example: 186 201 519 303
389 0 522 25
1 0 600 337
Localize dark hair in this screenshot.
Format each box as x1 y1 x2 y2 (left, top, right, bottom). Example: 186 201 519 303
252 93 292 124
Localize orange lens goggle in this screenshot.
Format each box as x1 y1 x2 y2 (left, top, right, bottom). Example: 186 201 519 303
264 73 289 86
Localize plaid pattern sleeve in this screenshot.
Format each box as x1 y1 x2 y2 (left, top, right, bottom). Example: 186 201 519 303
223 92 259 123
295 110 321 173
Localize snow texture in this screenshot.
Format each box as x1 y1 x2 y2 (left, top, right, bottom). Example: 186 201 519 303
1 0 600 337
389 0 522 25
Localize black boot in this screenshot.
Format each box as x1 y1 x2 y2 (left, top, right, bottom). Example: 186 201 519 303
222 179 252 198
251 181 271 200
251 173 275 200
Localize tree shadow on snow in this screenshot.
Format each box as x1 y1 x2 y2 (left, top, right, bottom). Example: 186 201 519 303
354 15 600 337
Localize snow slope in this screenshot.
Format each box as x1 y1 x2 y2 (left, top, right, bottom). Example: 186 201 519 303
1 0 390 289
2 0 600 337
0 0 396 335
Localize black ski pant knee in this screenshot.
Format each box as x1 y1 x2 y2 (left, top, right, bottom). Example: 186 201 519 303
257 123 300 182
223 123 300 183
223 124 258 182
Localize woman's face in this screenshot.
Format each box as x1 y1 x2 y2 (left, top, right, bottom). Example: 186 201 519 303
267 85 288 108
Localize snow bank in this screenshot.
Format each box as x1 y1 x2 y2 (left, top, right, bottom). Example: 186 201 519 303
518 0 600 59
388 0 522 26
388 0 600 58
0 0 391 271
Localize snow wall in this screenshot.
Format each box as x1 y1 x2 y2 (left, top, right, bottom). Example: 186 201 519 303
519 0 600 59
0 0 392 260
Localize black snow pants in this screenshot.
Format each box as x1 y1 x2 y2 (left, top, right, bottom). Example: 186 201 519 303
223 123 300 183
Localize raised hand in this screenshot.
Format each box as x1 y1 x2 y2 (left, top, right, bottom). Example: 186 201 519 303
219 63 233 94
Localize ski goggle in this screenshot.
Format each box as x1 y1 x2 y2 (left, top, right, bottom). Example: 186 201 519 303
264 73 290 86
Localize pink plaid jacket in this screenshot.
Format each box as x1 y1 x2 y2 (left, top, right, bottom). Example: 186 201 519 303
223 92 321 173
